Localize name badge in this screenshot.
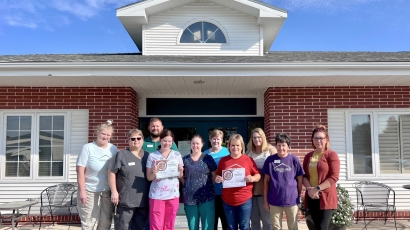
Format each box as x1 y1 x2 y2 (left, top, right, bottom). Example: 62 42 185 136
128 162 135 166
147 144 154 148
274 160 280 164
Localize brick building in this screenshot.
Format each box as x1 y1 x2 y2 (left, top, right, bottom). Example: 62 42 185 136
1 0 410 222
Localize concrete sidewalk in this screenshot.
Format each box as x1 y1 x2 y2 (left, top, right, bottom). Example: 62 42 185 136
0 215 410 230
1 218 408 229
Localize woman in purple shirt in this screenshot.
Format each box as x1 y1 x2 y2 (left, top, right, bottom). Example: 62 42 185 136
263 133 304 230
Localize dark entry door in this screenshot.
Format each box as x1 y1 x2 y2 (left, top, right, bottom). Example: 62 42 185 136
201 121 244 150
140 117 261 215
163 120 244 154
163 120 243 215
165 121 204 156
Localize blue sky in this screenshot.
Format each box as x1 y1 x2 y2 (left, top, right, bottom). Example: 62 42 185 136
0 0 409 55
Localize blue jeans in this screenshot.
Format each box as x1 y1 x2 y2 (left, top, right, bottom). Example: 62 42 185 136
222 198 252 230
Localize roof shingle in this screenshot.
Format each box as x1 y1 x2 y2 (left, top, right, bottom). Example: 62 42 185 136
1 52 410 63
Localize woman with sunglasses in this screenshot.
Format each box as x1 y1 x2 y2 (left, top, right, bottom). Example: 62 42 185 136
302 124 340 230
108 129 150 230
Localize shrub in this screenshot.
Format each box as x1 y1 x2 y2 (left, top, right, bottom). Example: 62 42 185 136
299 186 307 215
299 184 355 228
331 184 355 227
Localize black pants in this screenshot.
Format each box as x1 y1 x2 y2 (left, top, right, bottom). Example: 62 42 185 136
307 197 334 230
214 195 228 230
114 206 149 230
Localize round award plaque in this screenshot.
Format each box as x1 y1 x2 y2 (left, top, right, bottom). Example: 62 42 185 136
157 161 167 171
222 170 233 180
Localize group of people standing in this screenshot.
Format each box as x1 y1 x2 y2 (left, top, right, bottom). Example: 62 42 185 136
76 118 340 230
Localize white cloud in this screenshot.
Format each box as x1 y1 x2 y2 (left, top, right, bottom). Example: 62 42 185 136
0 0 45 13
50 1 97 19
264 0 382 14
4 15 38 28
49 0 137 20
0 0 136 29
265 0 410 31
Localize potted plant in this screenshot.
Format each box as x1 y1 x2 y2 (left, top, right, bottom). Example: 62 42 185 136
329 184 355 230
300 184 354 230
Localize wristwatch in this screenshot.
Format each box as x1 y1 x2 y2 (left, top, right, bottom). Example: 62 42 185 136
316 185 321 191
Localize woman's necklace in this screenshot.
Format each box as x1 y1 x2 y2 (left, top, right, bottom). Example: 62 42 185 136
160 149 171 159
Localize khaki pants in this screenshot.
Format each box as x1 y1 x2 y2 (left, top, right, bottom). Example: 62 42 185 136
269 205 299 230
77 190 113 230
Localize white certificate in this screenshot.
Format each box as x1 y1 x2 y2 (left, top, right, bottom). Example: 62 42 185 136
222 168 246 188
155 159 180 179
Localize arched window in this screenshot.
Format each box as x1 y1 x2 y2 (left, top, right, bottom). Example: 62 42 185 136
180 21 226 43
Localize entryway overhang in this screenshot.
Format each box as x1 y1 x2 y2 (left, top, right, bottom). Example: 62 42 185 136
1 61 410 95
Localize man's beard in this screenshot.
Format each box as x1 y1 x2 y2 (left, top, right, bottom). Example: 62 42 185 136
150 131 160 138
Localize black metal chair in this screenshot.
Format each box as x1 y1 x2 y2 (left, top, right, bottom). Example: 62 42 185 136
39 183 78 229
353 181 397 230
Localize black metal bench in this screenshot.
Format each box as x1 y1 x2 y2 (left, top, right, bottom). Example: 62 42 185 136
353 181 397 230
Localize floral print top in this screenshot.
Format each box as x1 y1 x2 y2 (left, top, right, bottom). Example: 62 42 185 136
182 153 217 205
147 150 184 200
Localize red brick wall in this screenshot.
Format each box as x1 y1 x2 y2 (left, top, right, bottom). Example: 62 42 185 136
264 86 410 220
264 86 410 157
9 211 410 225
0 87 138 149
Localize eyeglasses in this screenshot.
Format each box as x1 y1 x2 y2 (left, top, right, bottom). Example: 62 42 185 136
130 137 142 141
313 137 326 141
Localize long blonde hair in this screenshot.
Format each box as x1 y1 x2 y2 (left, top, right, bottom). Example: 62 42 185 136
247 128 269 153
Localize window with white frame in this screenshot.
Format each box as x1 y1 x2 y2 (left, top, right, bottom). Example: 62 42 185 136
3 113 67 179
180 21 226 43
349 111 410 178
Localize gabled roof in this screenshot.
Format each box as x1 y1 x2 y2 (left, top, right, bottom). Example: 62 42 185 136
116 0 287 53
118 0 286 13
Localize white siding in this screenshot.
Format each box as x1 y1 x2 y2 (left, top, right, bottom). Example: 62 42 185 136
0 110 88 214
69 110 89 181
144 0 260 56
328 109 410 211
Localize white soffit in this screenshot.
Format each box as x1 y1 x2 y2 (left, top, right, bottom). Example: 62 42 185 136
1 62 410 95
2 62 410 77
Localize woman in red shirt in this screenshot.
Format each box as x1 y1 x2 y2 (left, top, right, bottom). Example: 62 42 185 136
215 134 260 230
302 125 340 230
